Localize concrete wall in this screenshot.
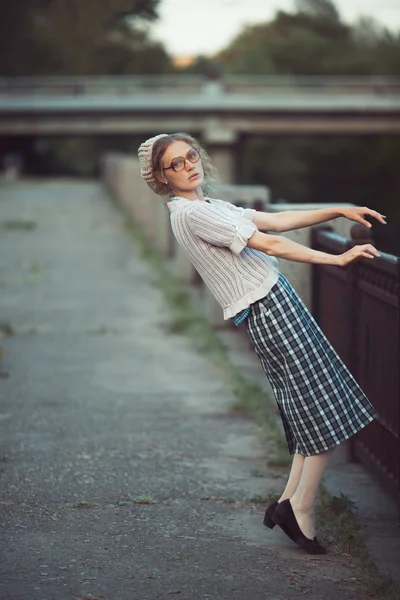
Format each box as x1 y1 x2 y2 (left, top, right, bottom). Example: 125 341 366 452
101 153 355 327
101 153 173 258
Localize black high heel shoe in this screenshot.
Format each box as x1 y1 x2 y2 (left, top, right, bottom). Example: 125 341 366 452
272 499 327 555
263 500 296 542
263 501 278 529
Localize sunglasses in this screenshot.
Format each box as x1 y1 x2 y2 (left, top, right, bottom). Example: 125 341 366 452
163 148 201 172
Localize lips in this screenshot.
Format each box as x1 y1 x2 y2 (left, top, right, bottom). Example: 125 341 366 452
189 173 199 180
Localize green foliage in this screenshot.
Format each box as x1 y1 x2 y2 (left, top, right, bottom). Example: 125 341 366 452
132 496 155 504
0 0 172 76
317 489 399 599
0 220 37 231
72 501 95 509
215 0 400 75
0 322 14 337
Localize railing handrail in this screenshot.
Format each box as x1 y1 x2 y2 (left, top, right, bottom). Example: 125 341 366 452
313 227 399 274
0 74 399 95
1 74 399 83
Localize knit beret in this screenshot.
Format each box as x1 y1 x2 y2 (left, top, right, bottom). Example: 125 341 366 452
138 133 170 195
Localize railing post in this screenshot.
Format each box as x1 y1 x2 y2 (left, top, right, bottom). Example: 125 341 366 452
310 225 332 321
310 228 319 322
397 257 400 501
347 223 375 461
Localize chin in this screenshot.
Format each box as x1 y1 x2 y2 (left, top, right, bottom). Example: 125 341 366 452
191 177 204 188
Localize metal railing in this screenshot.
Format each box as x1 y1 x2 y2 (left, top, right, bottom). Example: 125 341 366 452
0 75 399 97
312 225 400 502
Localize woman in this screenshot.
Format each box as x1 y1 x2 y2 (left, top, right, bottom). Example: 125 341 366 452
138 132 384 555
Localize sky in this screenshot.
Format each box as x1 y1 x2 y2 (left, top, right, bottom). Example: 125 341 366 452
149 0 400 57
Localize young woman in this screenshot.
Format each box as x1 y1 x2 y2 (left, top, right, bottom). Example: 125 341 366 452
138 132 384 555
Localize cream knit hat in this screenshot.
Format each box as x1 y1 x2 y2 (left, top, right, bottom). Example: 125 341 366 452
138 133 170 195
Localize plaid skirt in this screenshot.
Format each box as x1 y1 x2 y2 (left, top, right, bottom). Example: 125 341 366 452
245 273 377 456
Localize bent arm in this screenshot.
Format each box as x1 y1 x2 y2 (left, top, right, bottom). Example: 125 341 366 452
247 231 379 266
253 208 342 233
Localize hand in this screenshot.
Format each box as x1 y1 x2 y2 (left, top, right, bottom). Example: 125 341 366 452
341 206 386 228
337 244 380 267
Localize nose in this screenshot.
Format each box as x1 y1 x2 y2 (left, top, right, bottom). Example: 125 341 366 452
185 159 194 171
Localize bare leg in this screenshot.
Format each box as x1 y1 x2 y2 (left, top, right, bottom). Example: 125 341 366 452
278 452 305 503
290 448 335 539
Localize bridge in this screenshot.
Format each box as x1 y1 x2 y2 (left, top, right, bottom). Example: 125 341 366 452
1 75 400 181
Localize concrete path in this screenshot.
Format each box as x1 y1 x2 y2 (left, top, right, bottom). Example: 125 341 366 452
0 180 380 600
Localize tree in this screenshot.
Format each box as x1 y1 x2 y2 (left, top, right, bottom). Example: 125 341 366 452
215 0 400 76
0 0 172 76
295 0 340 22
0 1 40 76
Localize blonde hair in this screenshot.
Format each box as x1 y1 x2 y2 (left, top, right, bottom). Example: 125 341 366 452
151 133 218 200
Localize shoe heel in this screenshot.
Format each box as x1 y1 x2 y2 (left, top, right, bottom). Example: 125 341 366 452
263 501 278 529
271 503 285 526
263 514 275 529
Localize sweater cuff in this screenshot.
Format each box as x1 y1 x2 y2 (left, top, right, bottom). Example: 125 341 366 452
242 208 256 221
229 221 257 256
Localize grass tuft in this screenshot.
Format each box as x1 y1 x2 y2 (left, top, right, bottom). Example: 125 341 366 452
86 325 121 336
72 501 95 509
1 219 37 231
0 322 14 337
246 493 275 505
132 496 155 504
317 488 399 599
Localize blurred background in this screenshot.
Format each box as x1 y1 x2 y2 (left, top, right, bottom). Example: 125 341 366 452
0 0 399 254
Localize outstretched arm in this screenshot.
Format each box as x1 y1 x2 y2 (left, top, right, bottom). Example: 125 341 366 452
247 231 380 266
253 206 386 233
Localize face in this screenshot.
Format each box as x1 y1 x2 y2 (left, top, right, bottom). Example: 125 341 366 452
159 140 204 199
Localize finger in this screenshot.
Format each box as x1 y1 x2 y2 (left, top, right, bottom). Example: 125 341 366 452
362 244 380 256
358 217 372 227
366 209 387 224
360 250 380 259
362 250 380 259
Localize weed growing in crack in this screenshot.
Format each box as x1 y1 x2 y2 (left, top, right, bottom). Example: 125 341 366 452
1 220 37 231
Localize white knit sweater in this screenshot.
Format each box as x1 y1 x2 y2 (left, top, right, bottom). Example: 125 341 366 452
167 196 279 319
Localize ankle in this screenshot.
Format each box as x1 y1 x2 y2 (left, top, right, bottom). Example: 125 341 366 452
290 497 315 515
277 494 291 503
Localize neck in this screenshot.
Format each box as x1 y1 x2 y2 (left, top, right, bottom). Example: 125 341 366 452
172 185 205 201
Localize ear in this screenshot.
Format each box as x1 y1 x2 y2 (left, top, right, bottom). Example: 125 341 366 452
156 171 168 185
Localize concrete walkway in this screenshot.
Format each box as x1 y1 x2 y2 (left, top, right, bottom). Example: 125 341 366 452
0 180 390 600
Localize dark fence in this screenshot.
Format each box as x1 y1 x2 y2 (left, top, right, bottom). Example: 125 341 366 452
312 226 400 502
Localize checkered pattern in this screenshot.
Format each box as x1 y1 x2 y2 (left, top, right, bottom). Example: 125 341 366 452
246 273 377 456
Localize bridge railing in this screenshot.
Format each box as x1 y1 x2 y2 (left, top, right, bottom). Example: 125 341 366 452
311 226 400 503
0 75 399 97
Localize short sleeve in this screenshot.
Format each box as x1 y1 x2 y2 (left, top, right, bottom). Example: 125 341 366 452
209 198 256 222
187 203 258 256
